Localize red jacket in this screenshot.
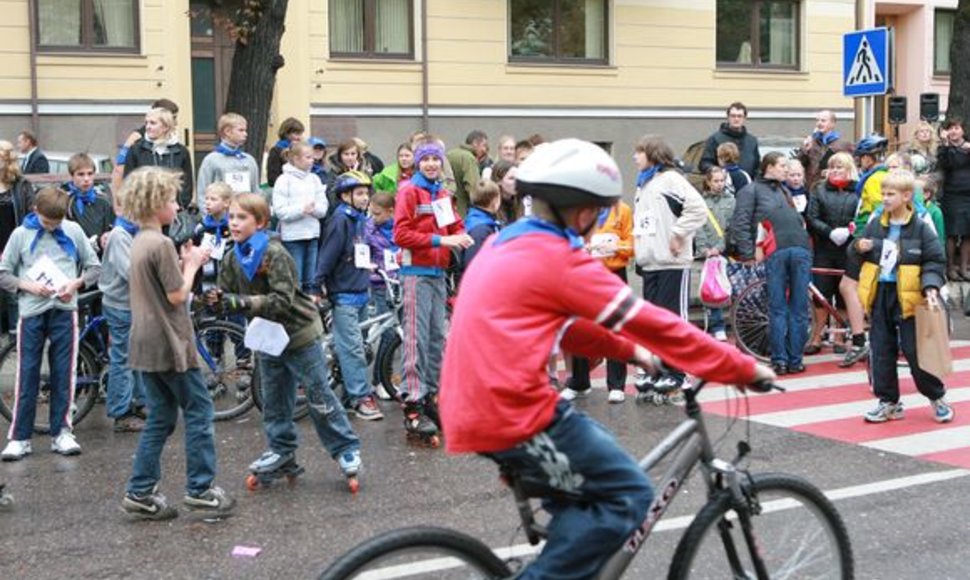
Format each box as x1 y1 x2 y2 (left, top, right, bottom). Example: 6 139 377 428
393 181 465 274
440 219 758 453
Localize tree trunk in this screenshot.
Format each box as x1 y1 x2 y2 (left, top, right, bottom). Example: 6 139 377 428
947 0 970 122
224 0 289 163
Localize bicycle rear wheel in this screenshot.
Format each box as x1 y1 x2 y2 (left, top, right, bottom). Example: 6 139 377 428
731 281 815 363
195 320 255 421
668 472 853 580
377 332 403 401
319 526 511 580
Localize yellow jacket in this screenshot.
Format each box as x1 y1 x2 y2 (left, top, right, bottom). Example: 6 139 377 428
591 201 634 271
856 206 947 319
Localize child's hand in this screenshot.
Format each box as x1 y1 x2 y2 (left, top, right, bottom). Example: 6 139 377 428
303 201 316 215
20 280 55 298
669 234 685 256
181 241 212 268
441 234 474 249
856 238 873 253
55 279 83 302
204 288 223 306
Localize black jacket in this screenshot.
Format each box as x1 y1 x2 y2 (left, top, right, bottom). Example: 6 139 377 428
730 178 810 261
20 149 49 175
61 182 115 242
266 145 285 187
6 177 34 225
315 203 371 295
124 139 195 209
699 123 761 177
936 144 970 194
805 179 858 256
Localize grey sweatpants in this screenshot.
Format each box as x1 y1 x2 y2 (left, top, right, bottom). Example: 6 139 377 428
399 275 447 403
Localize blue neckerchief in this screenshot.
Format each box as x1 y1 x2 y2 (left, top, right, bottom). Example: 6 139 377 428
494 217 584 250
377 219 396 249
636 164 663 188
464 207 500 233
596 207 611 228
311 163 328 182
274 139 290 150
234 230 270 281
855 165 886 196
23 213 77 261
787 185 806 197
813 130 841 146
67 183 97 217
203 214 228 244
411 172 442 197
215 141 245 159
724 164 742 173
113 216 139 236
338 203 366 239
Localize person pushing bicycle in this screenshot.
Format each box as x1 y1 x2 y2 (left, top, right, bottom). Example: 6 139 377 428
439 139 776 580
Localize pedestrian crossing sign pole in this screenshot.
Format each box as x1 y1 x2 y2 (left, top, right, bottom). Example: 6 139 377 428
843 27 891 98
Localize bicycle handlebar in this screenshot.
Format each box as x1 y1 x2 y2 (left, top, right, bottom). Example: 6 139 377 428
643 355 784 395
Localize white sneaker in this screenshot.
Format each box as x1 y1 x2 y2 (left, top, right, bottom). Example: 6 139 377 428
51 431 81 456
714 330 728 342
1 440 32 461
560 388 588 401
608 390 626 404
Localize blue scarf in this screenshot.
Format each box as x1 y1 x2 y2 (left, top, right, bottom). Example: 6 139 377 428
411 172 442 197
378 219 396 247
113 216 139 236
274 139 290 150
234 230 270 281
597 207 611 228
636 165 663 188
724 164 742 174
464 207 500 233
495 217 584 250
23 213 77 261
813 130 841 146
855 165 886 196
215 141 245 159
67 183 97 217
203 214 228 244
787 185 806 197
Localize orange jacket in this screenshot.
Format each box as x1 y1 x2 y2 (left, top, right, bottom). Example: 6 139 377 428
591 201 634 271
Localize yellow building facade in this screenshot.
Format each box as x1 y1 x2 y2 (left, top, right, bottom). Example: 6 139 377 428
0 0 857 175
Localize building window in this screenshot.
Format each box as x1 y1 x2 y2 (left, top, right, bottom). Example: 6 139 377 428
36 0 139 52
329 0 413 59
509 0 608 64
935 9 955 76
716 0 799 69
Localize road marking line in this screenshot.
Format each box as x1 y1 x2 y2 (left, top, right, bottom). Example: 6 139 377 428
862 426 970 455
344 469 970 578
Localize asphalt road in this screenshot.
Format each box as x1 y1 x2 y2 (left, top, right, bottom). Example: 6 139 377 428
2 305 969 579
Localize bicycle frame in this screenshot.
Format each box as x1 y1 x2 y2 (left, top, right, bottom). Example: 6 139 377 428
507 381 765 580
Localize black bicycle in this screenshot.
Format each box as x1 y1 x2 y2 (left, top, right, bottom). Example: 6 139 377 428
319 373 854 579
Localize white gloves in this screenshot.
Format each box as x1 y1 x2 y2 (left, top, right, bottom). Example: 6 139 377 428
829 227 850 246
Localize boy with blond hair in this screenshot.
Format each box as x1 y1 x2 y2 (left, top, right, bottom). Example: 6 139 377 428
196 113 260 206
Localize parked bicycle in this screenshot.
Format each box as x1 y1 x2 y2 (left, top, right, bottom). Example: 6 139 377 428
318 370 854 579
731 267 850 362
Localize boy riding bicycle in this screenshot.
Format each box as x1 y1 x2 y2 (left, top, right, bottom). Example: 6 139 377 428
440 139 775 580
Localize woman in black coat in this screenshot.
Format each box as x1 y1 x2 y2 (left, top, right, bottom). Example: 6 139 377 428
124 107 194 209
937 117 970 280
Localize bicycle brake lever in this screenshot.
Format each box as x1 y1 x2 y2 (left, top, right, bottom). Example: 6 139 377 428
748 380 785 393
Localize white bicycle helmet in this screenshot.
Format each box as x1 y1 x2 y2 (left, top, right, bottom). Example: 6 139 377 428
516 139 623 208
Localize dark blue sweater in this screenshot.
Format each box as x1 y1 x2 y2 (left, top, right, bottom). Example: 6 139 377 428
315 203 371 299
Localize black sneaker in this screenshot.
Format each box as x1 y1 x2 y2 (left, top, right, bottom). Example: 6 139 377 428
183 485 236 516
839 344 869 368
122 489 178 521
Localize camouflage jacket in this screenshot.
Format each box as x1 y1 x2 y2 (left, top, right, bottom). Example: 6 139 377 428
218 238 323 352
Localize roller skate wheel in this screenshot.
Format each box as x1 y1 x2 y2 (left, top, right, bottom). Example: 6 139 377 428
347 477 360 494
285 473 299 485
245 474 261 491
429 435 441 448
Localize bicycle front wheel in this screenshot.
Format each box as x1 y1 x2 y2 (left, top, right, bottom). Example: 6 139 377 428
195 320 255 421
319 526 511 580
668 473 853 580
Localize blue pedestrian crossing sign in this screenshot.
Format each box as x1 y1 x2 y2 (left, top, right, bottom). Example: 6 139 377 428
843 28 890 97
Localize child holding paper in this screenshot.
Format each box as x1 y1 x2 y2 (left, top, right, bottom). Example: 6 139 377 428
208 193 363 488
0 187 101 460
192 182 234 290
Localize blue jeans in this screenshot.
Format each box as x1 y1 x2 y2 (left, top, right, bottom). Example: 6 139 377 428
9 309 77 440
706 306 726 334
103 305 146 419
256 340 360 459
332 301 372 405
283 239 320 294
489 401 653 580
765 246 812 366
127 369 217 497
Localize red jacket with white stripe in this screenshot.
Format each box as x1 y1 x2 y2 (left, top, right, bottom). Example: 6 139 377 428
393 181 465 275
440 218 758 454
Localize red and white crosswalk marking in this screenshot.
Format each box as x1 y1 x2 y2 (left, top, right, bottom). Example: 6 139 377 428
569 341 970 469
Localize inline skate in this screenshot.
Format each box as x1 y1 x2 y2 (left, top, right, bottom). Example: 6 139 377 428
337 449 362 494
403 401 440 448
245 451 305 491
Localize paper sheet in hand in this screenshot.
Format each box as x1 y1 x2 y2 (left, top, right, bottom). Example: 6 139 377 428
201 233 226 261
25 255 71 294
244 317 289 356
